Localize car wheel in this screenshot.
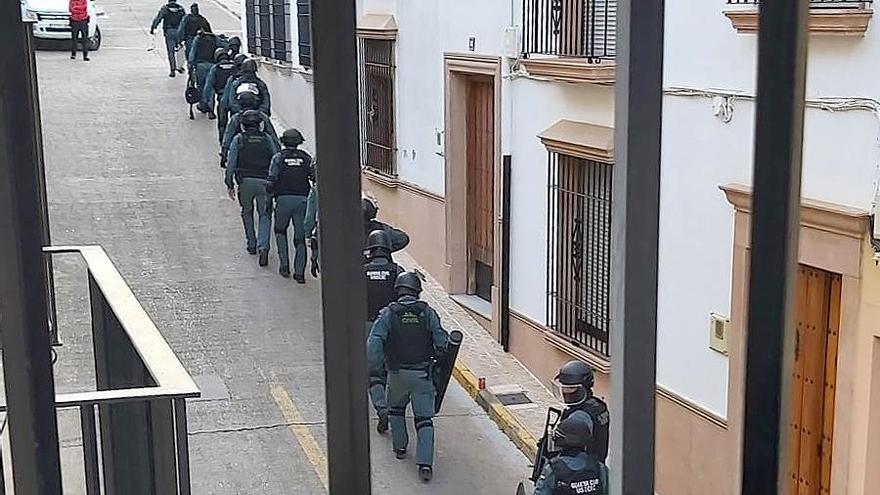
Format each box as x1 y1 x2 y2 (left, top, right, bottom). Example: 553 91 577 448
88 26 101 51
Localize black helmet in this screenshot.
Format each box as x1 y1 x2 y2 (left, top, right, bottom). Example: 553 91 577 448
362 198 378 222
190 3 199 13
228 36 242 48
236 91 259 110
365 230 392 256
395 271 422 297
241 59 258 75
239 110 264 133
214 48 229 62
281 128 305 148
553 414 593 450
233 53 248 68
554 360 595 406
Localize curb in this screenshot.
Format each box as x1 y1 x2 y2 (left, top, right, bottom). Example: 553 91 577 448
451 361 539 462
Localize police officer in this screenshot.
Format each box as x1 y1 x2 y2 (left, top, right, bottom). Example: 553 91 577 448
203 49 237 136
220 92 278 167
226 59 271 116
149 0 186 77
176 3 210 57
533 414 609 495
225 110 280 265
267 129 313 283
363 230 404 433
225 36 242 57
553 360 610 462
217 53 248 146
363 197 409 254
367 272 449 483
188 27 218 107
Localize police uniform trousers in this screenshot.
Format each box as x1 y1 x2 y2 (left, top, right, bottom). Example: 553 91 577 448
238 178 273 252
366 320 388 417
387 367 436 466
273 194 308 275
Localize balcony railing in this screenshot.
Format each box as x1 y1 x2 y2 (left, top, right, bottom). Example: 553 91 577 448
522 0 617 61
0 246 200 495
727 0 871 5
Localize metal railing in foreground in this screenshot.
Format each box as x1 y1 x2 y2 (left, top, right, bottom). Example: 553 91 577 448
1 246 200 495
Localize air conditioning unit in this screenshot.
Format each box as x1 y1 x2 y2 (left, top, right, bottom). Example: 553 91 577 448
709 313 730 356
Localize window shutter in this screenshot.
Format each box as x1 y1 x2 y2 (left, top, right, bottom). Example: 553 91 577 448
296 0 312 67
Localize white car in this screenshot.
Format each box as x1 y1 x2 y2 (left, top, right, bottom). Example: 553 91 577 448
21 0 103 51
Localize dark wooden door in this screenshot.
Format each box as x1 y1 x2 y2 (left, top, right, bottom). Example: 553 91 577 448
787 265 841 495
465 76 495 302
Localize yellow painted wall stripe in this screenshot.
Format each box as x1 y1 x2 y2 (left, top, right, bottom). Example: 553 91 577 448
269 383 329 489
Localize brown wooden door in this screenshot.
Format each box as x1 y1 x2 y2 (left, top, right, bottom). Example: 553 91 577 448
787 265 841 495
465 76 495 301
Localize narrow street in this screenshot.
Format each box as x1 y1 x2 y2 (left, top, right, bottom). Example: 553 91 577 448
37 0 529 493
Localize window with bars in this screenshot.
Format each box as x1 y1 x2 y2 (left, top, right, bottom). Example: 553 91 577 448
546 153 612 357
244 0 292 63
359 38 396 176
522 0 617 61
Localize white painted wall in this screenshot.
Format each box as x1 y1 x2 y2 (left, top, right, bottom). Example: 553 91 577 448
508 80 615 322
660 0 880 416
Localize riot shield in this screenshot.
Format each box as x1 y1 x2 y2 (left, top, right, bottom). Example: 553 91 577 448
530 406 563 482
433 330 463 413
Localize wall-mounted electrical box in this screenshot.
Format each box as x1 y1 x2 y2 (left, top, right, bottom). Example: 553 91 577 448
709 313 730 356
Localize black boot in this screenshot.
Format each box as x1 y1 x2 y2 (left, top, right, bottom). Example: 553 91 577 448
394 448 406 460
258 249 269 267
279 266 291 278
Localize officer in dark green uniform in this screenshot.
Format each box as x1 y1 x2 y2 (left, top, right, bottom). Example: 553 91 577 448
367 272 449 483
221 91 278 167
553 360 610 462
202 48 236 126
267 129 313 283
225 110 280 264
533 414 609 495
363 230 404 433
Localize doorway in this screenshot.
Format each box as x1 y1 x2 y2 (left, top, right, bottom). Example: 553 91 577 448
443 53 501 315
787 265 841 495
465 76 495 302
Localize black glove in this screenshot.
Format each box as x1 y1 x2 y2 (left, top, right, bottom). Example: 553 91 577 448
219 156 227 169
150 29 155 35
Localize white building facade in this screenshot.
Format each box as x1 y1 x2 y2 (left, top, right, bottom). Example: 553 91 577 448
242 0 880 493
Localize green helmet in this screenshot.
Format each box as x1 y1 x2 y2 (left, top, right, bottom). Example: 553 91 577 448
395 272 422 296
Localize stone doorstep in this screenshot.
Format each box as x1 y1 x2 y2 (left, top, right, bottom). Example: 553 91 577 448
394 251 560 462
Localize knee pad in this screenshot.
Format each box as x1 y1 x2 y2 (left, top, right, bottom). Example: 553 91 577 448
414 417 434 431
274 227 287 235
293 237 306 248
389 407 406 417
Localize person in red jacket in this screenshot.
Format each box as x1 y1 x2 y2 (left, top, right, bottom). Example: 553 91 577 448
68 0 90 61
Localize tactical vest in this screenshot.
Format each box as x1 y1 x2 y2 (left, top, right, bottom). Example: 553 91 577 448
195 35 217 63
550 455 604 495
274 149 313 197
364 259 398 321
387 302 433 370
213 62 236 92
236 133 272 180
164 6 185 29
563 398 610 461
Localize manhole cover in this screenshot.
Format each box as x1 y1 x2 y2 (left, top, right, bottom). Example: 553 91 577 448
496 392 532 406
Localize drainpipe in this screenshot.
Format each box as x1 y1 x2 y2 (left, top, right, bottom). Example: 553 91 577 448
500 155 512 352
